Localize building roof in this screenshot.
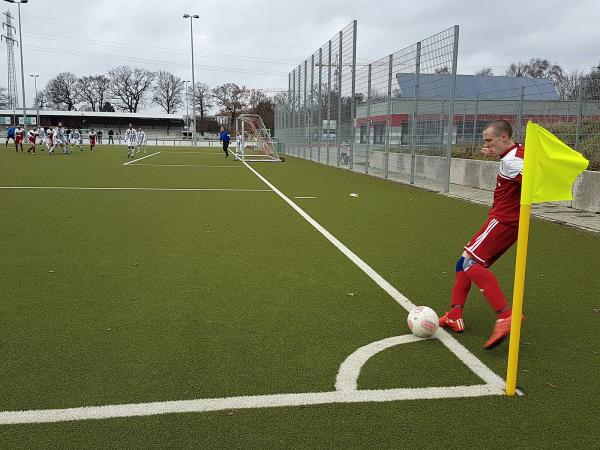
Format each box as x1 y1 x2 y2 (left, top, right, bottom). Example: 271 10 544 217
395 73 560 100
0 109 184 120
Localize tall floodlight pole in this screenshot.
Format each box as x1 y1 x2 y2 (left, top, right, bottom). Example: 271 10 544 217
29 73 38 125
4 0 28 129
183 14 199 146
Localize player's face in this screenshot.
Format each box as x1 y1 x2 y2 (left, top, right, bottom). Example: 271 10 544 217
482 128 509 157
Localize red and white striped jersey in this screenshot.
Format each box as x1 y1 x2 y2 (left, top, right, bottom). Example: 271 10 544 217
489 144 524 226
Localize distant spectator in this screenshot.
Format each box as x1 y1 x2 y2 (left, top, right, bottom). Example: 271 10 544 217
108 129 115 145
97 129 103 144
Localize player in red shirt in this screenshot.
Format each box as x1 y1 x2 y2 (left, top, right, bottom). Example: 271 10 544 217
26 127 37 154
439 120 524 349
88 128 97 151
14 126 25 152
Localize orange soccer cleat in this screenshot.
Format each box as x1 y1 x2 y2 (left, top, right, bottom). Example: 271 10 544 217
439 312 465 332
483 314 524 349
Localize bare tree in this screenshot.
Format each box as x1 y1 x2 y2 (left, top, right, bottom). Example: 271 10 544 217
475 67 494 77
45 72 79 110
77 75 110 111
0 87 9 109
212 83 248 127
152 71 184 114
108 66 156 113
556 69 585 100
34 90 46 110
505 61 529 78
246 89 269 112
505 58 566 98
192 82 213 135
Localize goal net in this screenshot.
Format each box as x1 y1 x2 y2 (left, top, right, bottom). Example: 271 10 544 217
234 114 282 162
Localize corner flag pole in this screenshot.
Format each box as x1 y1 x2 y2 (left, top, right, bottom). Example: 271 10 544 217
505 203 530 396
505 121 588 396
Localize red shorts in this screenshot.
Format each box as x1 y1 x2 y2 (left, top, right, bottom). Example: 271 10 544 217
15 136 23 144
89 138 96 145
28 136 36 144
464 217 518 268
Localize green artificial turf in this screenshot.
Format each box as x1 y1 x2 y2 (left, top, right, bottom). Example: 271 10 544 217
0 148 598 448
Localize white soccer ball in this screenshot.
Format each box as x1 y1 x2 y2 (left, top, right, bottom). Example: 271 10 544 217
407 306 439 338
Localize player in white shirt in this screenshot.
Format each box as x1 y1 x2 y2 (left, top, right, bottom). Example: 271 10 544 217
49 123 69 155
71 129 83 151
124 123 138 158
37 126 47 151
136 127 146 154
235 131 242 160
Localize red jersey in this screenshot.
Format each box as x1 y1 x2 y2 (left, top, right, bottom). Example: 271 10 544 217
15 128 24 143
488 144 524 226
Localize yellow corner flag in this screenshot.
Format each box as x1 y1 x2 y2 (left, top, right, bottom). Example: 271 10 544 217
506 122 589 396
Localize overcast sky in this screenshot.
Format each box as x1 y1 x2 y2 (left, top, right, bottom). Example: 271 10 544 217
1 0 599 111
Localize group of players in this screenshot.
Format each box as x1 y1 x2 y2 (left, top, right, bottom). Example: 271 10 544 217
5 123 146 157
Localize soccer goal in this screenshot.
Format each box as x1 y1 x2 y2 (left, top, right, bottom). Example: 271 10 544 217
235 114 282 162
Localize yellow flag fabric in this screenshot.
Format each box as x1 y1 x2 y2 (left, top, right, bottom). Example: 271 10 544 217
521 122 589 205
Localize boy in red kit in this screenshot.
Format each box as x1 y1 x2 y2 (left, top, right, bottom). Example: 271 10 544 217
89 128 97 151
439 120 524 349
27 127 37 154
15 125 25 152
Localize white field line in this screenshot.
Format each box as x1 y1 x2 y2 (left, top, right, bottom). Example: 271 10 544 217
294 196 317 199
0 162 512 425
0 333 506 425
122 151 161 165
0 385 503 425
0 186 273 192
170 152 226 154
128 164 244 168
242 161 507 389
335 335 421 391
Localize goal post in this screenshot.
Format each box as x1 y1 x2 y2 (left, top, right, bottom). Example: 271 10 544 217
235 114 282 162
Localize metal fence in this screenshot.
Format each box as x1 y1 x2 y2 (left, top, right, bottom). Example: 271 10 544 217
275 25 461 192
276 23 600 188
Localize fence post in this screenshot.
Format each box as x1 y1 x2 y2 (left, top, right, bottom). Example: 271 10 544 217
444 25 459 194
575 82 583 151
350 20 357 172
516 86 525 142
366 63 372 174
310 54 314 161
327 39 332 165
472 93 479 142
318 47 323 163
304 59 308 159
385 117 391 179
336 30 342 167
386 54 393 179
410 41 421 185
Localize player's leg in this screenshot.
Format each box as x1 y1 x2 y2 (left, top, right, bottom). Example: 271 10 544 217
439 253 471 332
462 218 518 348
